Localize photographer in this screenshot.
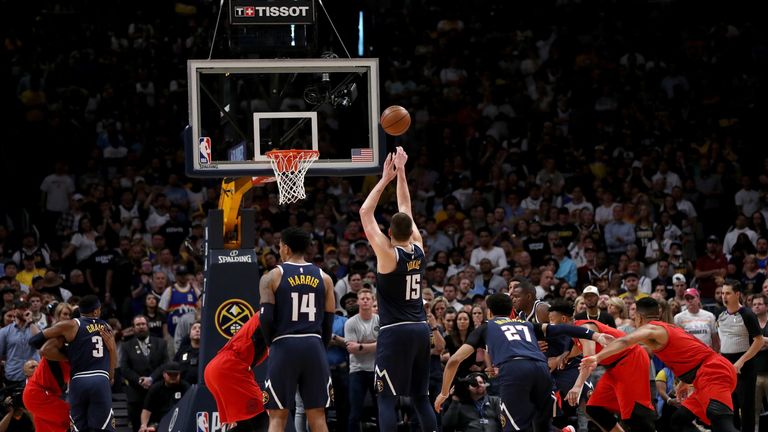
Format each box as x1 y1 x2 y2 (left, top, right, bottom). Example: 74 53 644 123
0 302 40 387
442 373 502 432
0 388 33 432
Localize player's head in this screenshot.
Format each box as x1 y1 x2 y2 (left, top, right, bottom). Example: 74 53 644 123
280 227 311 260
486 293 513 317
634 297 661 325
389 212 413 242
511 277 535 310
548 299 574 324
78 295 101 317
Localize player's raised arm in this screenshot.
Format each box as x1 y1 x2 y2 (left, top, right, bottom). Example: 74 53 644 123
360 153 398 264
393 147 423 246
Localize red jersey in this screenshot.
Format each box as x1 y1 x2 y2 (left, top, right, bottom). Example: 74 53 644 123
574 319 634 366
221 312 268 366
27 358 70 394
650 321 715 375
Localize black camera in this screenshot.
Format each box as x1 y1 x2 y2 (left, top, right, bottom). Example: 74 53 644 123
2 386 24 410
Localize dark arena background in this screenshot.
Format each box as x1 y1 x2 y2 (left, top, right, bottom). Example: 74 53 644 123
2 0 768 431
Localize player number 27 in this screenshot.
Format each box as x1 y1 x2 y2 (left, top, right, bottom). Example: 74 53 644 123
290 292 317 321
405 274 421 300
91 335 104 357
501 325 532 342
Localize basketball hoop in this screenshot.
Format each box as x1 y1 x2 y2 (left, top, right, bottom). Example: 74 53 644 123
265 149 319 205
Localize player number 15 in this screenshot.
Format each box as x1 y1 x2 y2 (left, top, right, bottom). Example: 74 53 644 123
405 274 421 300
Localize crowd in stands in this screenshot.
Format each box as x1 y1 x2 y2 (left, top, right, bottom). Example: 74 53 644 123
2 0 768 430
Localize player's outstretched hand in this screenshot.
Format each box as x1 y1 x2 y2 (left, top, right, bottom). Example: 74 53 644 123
595 333 615 347
382 153 397 182
580 356 598 373
566 386 581 407
393 146 408 170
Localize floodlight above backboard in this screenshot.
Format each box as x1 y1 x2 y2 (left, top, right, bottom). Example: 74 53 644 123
185 58 384 178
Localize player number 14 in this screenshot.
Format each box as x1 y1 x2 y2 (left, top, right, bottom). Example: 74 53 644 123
291 292 317 321
405 274 421 300
501 325 532 342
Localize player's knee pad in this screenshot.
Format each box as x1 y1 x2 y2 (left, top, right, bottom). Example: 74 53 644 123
585 405 617 431
622 403 655 432
670 405 699 432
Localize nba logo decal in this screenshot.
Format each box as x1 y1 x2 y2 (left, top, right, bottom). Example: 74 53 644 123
199 137 212 164
196 411 209 432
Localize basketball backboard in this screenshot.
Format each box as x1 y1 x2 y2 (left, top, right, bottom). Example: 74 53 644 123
185 58 384 178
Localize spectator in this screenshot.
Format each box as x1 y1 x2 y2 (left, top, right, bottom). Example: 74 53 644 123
724 214 758 256
85 235 117 302
551 240 577 287
344 288 378 432
11 233 50 269
694 235 728 299
471 259 506 297
61 217 98 264
751 294 768 428
158 265 199 338
673 288 719 351
442 284 463 311
143 294 168 340
139 362 190 431
735 176 760 217
173 321 200 385
121 315 169 432
0 301 40 387
603 205 635 261
618 273 647 300
14 257 44 289
469 227 507 275
574 285 616 327
327 310 349 432
442 310 479 380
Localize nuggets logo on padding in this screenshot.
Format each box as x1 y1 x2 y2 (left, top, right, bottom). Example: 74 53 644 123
215 299 255 339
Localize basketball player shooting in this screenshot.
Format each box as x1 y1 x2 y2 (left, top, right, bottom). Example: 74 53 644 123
359 146 438 431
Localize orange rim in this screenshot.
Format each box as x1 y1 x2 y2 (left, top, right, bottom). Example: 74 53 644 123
265 149 319 173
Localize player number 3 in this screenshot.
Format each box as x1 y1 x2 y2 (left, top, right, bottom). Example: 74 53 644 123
405 274 421 300
91 335 104 357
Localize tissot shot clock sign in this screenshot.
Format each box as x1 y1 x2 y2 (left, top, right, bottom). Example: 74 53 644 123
230 0 315 25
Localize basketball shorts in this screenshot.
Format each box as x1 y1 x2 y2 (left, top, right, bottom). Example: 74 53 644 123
374 322 430 397
587 347 653 419
497 359 554 432
68 373 115 432
683 355 737 425
205 351 265 424
22 383 70 432
264 335 331 411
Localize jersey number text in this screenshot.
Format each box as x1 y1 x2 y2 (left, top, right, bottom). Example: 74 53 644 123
405 274 421 300
290 292 317 321
92 335 104 357
501 325 532 342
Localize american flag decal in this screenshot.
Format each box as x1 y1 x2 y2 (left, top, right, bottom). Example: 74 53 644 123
351 148 373 163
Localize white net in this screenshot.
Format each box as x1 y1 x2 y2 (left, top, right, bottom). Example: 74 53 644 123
266 150 319 205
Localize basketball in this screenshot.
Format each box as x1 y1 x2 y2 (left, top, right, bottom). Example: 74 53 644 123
380 105 411 136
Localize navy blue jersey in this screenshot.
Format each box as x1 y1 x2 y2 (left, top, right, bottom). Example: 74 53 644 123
466 317 546 365
273 262 326 338
69 317 111 377
376 244 427 327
